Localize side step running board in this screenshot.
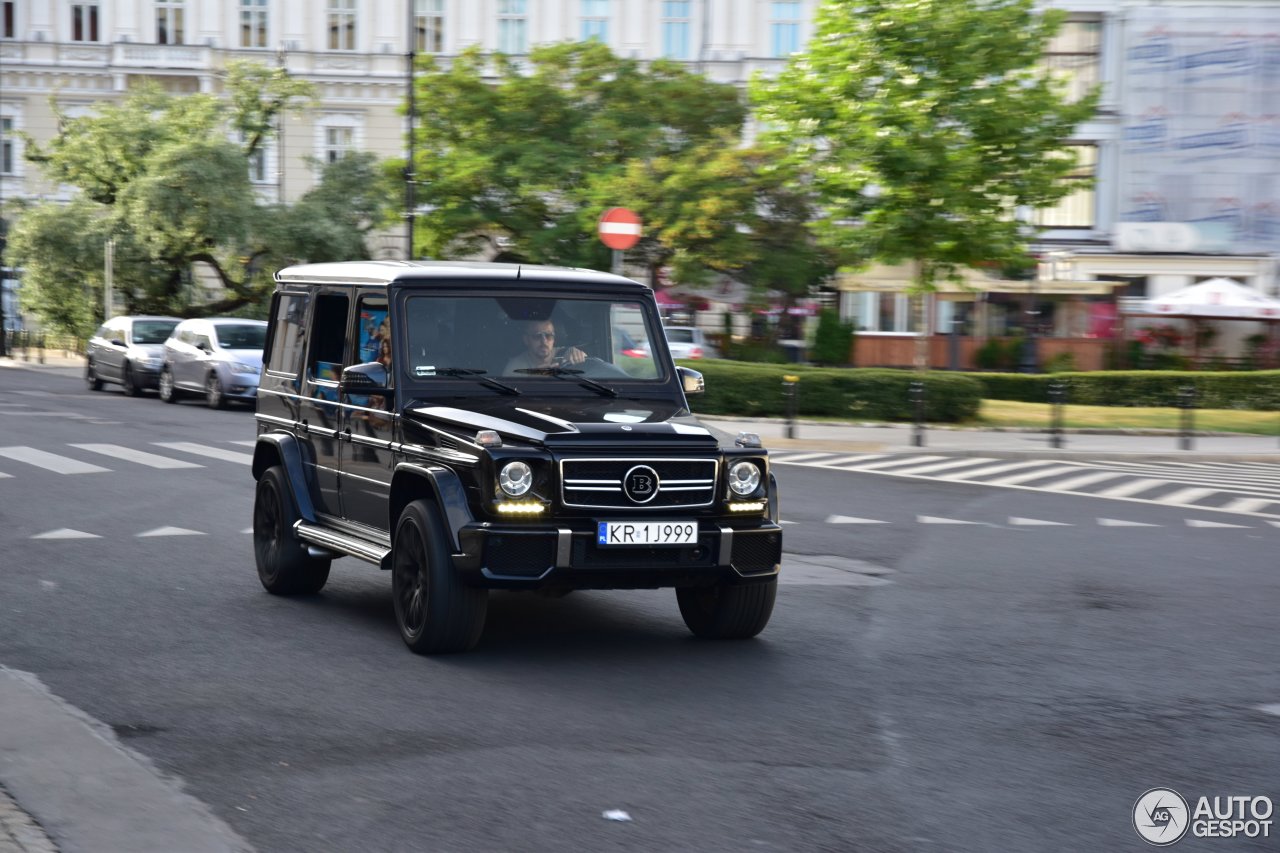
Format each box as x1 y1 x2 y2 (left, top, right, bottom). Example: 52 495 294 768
294 521 392 570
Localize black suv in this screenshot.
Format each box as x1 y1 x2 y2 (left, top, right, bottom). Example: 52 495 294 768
251 261 781 653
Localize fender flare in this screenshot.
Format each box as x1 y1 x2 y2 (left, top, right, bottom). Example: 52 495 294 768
391 463 475 552
252 433 318 524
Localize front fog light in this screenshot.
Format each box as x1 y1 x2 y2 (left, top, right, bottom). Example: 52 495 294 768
728 461 761 496
499 461 533 497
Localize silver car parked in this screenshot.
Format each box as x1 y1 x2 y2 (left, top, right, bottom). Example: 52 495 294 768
85 315 181 396
158 318 267 409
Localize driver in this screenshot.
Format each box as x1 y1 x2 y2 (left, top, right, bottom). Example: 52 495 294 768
504 319 585 373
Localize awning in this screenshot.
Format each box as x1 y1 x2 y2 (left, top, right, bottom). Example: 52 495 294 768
834 263 1120 296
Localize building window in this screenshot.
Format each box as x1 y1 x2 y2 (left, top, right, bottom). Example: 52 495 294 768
1 116 16 175
769 1 801 57
853 292 921 333
324 126 354 163
581 0 608 43
240 0 268 48
1044 19 1101 103
497 0 527 55
156 0 185 45
327 0 356 51
1033 145 1097 228
71 3 100 42
661 1 690 59
3 1 16 39
415 0 444 53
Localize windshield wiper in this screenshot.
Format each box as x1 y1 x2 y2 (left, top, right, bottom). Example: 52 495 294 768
433 367 521 396
514 366 618 398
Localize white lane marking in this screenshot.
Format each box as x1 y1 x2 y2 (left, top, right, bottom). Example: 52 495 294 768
0 470 11 479
917 516 983 525
1258 704 1280 718
938 460 1056 480
137 527 206 537
1008 517 1072 526
984 465 1086 486
1038 470 1128 492
1221 497 1278 513
153 442 254 465
0 446 109 475
1270 521 1280 528
1185 519 1250 528
70 443 204 469
779 520 798 525
229 440 257 447
1152 487 1218 506
241 527 253 534
843 455 947 471
31 529 101 540
1098 518 1161 527
1093 478 1168 498
826 515 889 524
875 457 996 476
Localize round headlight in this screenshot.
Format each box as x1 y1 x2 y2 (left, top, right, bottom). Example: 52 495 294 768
728 461 761 496
499 461 533 497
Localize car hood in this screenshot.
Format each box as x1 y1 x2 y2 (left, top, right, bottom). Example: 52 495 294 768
129 343 168 359
221 350 264 367
404 396 721 451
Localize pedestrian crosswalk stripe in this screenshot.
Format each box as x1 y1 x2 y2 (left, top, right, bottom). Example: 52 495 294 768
1098 518 1161 527
0 446 109 475
1037 470 1127 492
1221 497 1278 513
939 460 1048 480
152 442 254 465
31 528 100 539
985 465 1085 486
1186 519 1250 528
70 443 204 469
1008 517 1072 526
229 440 257 447
774 451 842 464
845 455 947 471
876 457 996 476
1095 478 1169 498
917 516 984 525
1152 487 1217 506
137 526 206 537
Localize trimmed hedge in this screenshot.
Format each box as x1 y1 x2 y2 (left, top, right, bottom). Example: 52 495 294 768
682 360 983 422
974 370 1280 410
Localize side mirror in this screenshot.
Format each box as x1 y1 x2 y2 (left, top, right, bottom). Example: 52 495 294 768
110 339 126 348
676 366 704 395
340 362 391 394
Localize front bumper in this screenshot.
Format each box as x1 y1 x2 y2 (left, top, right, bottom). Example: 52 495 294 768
454 520 782 589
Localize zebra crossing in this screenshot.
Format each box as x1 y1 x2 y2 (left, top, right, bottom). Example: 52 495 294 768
769 450 1280 518
0 440 256 477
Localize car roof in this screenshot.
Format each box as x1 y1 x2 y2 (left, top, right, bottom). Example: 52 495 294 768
274 260 645 292
175 317 267 326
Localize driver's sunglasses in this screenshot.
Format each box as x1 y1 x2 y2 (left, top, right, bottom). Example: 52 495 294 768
528 331 556 340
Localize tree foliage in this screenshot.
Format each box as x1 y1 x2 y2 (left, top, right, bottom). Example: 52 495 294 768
751 0 1099 290
7 62 387 336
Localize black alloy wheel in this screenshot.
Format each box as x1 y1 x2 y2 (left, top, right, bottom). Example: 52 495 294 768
253 466 330 595
158 367 178 403
391 500 487 654
676 578 777 640
86 361 104 391
122 363 141 397
206 371 226 409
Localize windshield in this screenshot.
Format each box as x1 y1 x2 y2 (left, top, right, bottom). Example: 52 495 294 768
665 328 695 343
404 294 664 384
132 320 178 344
215 324 267 350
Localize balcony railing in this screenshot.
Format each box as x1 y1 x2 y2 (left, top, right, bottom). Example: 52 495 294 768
113 43 209 69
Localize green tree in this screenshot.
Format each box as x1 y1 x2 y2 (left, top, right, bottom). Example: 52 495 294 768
8 62 385 335
811 308 855 366
402 42 753 280
751 0 1098 295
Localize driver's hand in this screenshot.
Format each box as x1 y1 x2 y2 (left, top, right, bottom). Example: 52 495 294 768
557 346 586 366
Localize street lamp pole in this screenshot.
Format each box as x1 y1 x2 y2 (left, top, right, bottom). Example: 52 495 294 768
405 0 416 260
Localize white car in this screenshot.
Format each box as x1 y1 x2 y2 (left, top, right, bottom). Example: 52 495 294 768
662 325 718 360
159 318 267 408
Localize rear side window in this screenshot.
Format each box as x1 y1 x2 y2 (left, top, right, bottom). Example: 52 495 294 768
307 291 351 382
265 293 309 375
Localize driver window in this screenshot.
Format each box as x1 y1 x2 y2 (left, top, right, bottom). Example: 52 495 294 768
354 295 391 387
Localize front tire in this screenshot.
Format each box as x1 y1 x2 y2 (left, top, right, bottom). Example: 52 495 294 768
122 363 141 397
206 371 227 409
392 500 487 654
254 466 330 595
86 361 103 391
677 579 777 640
158 366 178 403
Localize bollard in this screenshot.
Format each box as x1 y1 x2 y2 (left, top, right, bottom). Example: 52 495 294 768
1177 385 1197 451
782 374 799 439
1048 380 1067 449
37 332 46 364
909 380 926 447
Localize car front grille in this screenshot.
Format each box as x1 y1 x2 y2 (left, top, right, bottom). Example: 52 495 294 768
560 457 718 509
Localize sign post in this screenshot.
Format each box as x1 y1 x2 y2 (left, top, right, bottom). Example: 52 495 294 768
598 207 642 275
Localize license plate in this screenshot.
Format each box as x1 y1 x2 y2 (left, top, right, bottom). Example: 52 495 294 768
597 521 699 546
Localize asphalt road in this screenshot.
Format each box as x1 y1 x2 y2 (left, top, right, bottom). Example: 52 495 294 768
2 365 1277 852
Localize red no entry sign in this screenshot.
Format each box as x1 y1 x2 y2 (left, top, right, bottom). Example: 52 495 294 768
598 207 642 250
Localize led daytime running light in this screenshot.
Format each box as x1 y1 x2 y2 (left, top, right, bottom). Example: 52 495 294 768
495 502 545 515
728 501 767 512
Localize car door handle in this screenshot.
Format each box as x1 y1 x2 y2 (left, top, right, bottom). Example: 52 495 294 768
298 420 309 434
340 429 352 442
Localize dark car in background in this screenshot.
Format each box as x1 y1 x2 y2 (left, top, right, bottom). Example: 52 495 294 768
159 318 267 409
250 261 781 654
85 315 180 396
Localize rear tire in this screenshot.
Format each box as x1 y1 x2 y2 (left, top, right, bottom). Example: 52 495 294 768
392 500 487 654
677 578 777 639
254 466 330 595
158 367 178 403
86 361 103 391
122 363 141 397
206 372 226 409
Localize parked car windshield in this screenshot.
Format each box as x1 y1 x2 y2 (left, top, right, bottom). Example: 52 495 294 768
216 324 268 350
403 294 664 382
132 320 178 344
